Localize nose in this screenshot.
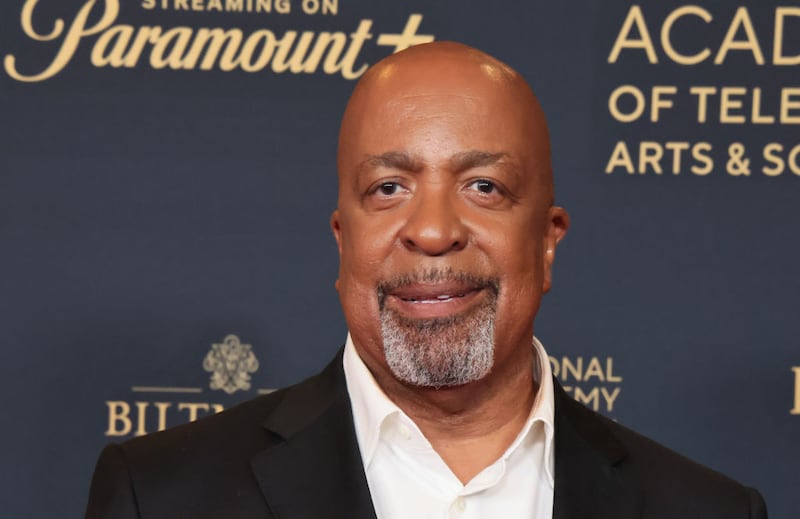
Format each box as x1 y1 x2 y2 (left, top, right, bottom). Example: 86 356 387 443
399 189 468 256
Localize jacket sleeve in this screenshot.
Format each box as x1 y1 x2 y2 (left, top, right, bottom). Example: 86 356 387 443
85 443 141 519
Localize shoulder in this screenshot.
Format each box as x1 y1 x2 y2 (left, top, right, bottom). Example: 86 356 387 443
117 349 347 467
609 416 767 517
119 388 287 466
86 390 291 518
86 351 350 518
555 387 767 518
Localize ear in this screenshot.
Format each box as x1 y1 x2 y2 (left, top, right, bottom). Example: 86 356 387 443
330 209 343 291
542 206 569 293
330 209 343 255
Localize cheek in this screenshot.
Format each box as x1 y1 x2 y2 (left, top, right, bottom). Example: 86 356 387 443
483 224 545 322
484 220 542 278
335 221 400 358
340 222 395 280
336 218 397 319
338 208 410 275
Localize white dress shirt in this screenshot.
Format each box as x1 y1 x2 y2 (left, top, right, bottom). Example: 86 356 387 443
343 334 556 519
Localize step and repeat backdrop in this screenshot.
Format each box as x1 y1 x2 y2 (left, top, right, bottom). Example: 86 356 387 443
1 0 797 517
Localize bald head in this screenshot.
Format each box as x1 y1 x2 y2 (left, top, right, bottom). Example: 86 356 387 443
338 41 554 204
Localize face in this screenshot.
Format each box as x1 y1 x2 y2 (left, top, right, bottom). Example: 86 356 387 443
332 52 568 390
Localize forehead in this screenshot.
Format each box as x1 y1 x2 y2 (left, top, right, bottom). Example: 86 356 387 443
341 70 535 166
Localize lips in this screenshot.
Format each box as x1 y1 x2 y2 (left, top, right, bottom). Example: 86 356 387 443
383 281 485 319
403 294 466 303
389 281 479 303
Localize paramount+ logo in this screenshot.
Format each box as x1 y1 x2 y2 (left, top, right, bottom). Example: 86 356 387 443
104 334 272 438
4 0 436 82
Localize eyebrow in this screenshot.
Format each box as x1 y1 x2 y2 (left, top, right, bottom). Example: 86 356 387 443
448 150 509 173
356 150 510 176
358 151 424 174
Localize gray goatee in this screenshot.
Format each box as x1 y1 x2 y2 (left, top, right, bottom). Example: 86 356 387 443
378 269 499 388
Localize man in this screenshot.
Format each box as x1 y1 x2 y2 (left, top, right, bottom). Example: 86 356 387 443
85 42 767 518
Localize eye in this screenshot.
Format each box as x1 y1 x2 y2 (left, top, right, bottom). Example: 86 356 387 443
362 178 411 211
464 178 515 208
365 180 410 205
470 179 498 194
377 182 401 196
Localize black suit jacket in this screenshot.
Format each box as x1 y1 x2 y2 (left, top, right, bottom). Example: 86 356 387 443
85 350 767 518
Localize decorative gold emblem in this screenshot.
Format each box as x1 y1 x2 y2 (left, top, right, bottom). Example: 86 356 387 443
203 335 259 394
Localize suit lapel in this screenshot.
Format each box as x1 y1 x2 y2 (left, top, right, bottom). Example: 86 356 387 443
250 351 377 519
552 380 643 519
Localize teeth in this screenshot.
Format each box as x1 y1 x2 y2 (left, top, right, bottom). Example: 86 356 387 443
401 294 467 302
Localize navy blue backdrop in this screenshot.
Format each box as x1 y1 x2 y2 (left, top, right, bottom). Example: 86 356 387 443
1 1 797 517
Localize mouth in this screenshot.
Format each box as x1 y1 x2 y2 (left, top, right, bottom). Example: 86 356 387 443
379 275 496 320
387 288 483 319
402 294 470 303
391 283 479 303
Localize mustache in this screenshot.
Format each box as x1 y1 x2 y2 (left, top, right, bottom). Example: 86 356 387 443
376 267 500 309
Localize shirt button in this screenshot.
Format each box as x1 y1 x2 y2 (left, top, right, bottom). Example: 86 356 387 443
453 497 466 512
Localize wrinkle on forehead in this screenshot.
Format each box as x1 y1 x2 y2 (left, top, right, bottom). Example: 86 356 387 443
386 93 487 102
381 94 489 126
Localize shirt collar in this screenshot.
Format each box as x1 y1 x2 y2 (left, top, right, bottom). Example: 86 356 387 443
343 333 401 469
343 333 556 487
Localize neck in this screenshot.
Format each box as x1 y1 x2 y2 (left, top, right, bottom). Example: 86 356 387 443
369 344 539 483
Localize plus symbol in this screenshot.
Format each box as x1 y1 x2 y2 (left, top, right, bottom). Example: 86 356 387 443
377 14 434 53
